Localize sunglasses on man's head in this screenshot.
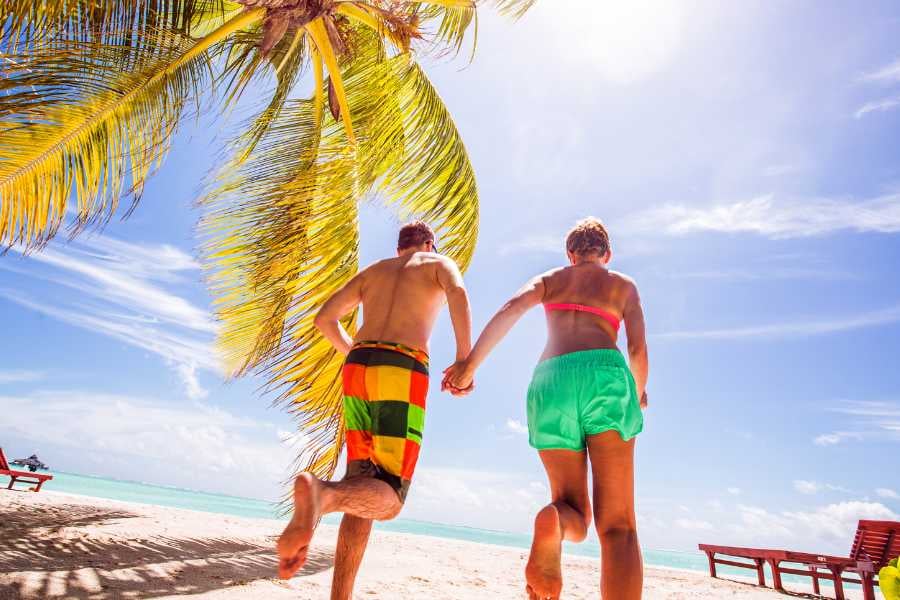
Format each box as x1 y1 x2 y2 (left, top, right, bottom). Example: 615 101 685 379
428 239 439 253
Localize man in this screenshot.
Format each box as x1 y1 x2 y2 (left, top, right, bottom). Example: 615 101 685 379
277 220 473 599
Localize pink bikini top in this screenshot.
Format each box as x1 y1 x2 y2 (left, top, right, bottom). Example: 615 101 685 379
543 303 621 331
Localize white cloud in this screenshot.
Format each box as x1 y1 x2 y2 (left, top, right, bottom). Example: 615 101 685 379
506 418 528 435
876 488 900 500
727 501 898 553
854 95 900 119
0 291 219 372
813 401 900 445
657 304 900 342
794 480 821 494
174 362 208 400
1 234 220 394
675 518 714 531
813 431 864 446
860 57 900 84
793 480 850 495
9 244 214 333
621 194 900 239
0 370 44 384
727 487 741 496
0 389 294 498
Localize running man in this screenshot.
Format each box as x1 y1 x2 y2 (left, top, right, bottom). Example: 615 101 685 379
277 221 473 600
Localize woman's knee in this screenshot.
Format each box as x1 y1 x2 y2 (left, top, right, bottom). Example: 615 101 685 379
595 514 638 543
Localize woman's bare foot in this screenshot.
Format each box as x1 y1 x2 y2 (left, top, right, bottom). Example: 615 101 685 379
276 473 321 579
525 504 563 600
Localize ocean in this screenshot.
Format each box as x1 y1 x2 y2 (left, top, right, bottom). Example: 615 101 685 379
27 469 847 592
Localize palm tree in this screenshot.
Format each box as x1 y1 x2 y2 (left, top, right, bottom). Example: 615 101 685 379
0 0 534 480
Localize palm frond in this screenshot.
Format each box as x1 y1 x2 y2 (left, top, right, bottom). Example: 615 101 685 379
202 31 477 481
486 0 537 19
201 93 362 481
368 58 479 270
0 0 234 49
0 8 264 249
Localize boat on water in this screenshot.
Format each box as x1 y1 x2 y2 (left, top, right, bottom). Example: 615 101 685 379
11 454 50 473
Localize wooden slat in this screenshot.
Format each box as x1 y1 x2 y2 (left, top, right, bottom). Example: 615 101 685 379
713 558 759 570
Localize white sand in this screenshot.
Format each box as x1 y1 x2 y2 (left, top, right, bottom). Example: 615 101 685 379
0 490 859 599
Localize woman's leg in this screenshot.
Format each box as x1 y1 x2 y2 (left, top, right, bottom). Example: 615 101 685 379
526 449 592 600
587 430 642 600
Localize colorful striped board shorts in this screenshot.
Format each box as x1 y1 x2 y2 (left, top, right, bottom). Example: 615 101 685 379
342 340 429 503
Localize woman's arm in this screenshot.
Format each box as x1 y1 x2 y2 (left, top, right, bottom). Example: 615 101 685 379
444 275 545 390
622 280 649 407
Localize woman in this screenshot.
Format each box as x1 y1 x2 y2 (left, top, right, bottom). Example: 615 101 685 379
443 217 648 600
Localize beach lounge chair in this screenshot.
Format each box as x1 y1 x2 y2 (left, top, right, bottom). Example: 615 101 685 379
0 447 53 492
699 520 900 600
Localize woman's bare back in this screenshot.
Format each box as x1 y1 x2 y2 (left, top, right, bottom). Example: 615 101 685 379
540 263 638 360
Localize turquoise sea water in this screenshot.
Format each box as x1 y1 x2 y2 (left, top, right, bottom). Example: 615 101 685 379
21 470 849 592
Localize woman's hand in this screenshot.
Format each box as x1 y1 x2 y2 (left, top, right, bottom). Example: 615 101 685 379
639 390 648 409
442 361 475 396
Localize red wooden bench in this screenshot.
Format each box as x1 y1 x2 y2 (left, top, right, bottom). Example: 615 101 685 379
0 447 53 492
700 519 900 600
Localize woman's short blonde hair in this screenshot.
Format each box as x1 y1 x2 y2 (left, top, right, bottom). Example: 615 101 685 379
565 217 610 257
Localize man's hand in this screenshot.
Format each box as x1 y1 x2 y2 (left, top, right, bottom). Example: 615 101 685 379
441 361 475 396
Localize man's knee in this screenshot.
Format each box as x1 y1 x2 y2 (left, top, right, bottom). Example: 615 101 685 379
377 499 403 521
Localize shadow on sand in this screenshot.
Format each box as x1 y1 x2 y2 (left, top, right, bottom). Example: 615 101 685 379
0 501 333 599
712 575 844 599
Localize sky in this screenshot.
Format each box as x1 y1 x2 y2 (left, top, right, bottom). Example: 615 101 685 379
2 0 900 554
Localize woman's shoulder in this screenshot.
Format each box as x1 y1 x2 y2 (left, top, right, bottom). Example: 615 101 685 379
607 269 639 289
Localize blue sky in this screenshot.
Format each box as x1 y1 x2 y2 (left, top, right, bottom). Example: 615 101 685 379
3 0 900 553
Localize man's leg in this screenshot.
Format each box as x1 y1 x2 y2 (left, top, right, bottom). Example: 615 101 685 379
526 449 590 600
331 515 373 600
277 473 402 579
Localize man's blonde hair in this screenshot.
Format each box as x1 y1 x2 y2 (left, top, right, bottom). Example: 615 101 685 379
565 217 610 257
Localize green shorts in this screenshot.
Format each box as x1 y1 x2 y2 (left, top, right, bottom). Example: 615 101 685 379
527 349 643 451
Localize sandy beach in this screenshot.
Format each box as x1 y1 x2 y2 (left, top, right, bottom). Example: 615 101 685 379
0 490 860 599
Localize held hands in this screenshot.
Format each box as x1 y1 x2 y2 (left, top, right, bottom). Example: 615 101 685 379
441 360 475 397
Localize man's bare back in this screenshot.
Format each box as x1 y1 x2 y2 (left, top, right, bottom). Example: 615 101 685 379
354 252 456 351
314 249 469 356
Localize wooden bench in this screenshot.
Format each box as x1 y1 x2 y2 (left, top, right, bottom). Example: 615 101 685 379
700 519 900 600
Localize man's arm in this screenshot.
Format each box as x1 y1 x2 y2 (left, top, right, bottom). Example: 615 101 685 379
436 258 472 362
622 280 649 407
313 272 365 356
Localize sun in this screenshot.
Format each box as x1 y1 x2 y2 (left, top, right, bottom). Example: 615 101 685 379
559 0 684 85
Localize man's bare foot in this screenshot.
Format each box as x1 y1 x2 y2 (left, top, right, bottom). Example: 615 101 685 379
525 504 563 600
277 473 321 579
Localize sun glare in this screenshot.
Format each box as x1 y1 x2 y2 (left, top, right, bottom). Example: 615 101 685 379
558 0 684 84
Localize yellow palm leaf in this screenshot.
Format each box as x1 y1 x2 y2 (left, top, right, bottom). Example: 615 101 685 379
202 32 478 480
0 8 263 248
